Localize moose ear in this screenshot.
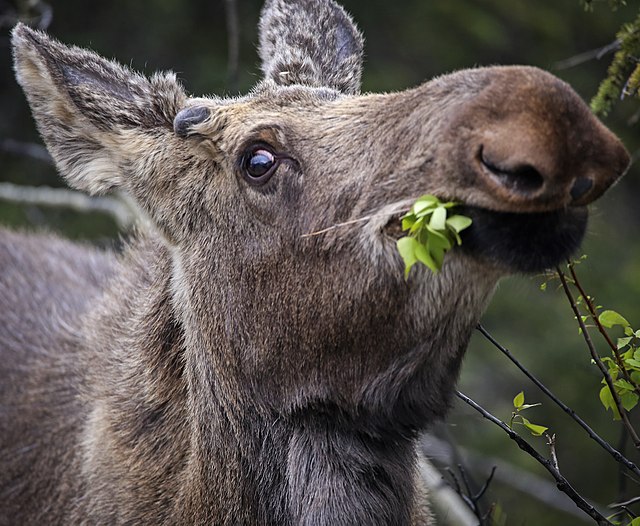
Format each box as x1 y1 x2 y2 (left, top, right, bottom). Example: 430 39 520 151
258 0 364 95
11 23 187 195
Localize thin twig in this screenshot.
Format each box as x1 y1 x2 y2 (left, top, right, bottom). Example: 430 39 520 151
456 391 613 525
554 39 621 70
0 182 136 228
547 434 560 472
300 211 403 238
556 266 640 449
611 495 640 508
567 260 640 396
477 324 640 477
1 139 53 165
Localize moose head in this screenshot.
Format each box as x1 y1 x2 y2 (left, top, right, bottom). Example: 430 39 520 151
4 0 629 523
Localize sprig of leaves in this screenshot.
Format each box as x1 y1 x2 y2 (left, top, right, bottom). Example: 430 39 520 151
396 195 472 277
510 391 549 437
598 309 640 418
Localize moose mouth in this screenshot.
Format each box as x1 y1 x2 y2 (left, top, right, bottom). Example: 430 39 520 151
385 205 588 273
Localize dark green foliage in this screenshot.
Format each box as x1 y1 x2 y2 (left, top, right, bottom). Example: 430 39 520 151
591 10 640 116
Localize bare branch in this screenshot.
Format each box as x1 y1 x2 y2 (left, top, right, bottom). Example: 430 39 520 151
1 139 53 165
423 432 592 520
456 390 613 525
418 458 477 526
555 39 621 70
0 182 136 229
477 324 640 478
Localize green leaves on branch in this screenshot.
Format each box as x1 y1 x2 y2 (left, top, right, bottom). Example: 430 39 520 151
396 195 472 278
597 309 640 418
591 10 640 116
510 391 549 437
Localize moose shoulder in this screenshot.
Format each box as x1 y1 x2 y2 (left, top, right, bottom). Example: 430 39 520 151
1 0 629 524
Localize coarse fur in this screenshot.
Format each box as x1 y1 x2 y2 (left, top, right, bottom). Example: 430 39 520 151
0 0 630 524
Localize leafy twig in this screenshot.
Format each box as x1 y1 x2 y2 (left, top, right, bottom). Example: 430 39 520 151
456 390 613 525
477 324 640 478
556 266 640 449
567 260 640 396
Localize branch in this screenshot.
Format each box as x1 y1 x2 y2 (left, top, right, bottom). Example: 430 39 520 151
0 182 136 229
423 432 594 520
567 260 640 396
1 139 53 165
477 324 640 478
418 457 478 526
456 391 613 525
555 39 621 70
556 266 640 449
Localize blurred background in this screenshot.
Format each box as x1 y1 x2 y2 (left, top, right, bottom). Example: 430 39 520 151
1 0 638 523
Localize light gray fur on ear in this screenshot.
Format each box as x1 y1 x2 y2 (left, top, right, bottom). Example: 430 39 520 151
11 23 187 195
259 0 364 95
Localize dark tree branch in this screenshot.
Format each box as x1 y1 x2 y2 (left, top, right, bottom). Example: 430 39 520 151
456 390 613 525
477 324 640 478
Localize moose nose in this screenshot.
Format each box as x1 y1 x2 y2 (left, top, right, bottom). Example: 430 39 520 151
461 67 630 212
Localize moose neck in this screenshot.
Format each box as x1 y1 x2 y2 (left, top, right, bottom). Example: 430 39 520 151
164 237 499 524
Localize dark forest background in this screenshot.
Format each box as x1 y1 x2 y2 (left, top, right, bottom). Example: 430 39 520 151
1 0 639 523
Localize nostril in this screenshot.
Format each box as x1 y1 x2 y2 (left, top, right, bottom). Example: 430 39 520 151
570 177 593 202
480 148 545 195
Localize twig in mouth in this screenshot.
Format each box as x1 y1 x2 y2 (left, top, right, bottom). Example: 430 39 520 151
300 209 409 238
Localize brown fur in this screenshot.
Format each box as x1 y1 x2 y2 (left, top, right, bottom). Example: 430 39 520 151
1 0 629 524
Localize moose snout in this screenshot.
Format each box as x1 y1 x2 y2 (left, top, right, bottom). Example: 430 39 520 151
455 67 630 212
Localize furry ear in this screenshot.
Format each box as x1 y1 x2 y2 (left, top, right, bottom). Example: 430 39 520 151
12 23 187 195
258 0 364 95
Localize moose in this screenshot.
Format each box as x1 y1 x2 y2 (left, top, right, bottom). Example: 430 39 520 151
0 0 630 524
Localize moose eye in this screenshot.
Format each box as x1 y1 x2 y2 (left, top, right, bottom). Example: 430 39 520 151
243 147 278 184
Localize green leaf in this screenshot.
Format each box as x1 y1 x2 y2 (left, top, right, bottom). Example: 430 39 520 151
414 242 439 273
599 385 622 420
618 336 633 349
599 310 630 329
412 195 438 215
446 215 473 233
620 390 639 412
513 391 525 409
429 206 447 231
613 378 635 391
629 517 640 526
519 403 542 410
624 358 640 369
401 216 416 231
396 237 418 279
520 417 548 436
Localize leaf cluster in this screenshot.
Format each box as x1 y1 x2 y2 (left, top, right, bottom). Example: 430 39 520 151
598 309 640 418
591 10 640 116
396 195 472 277
510 391 549 437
